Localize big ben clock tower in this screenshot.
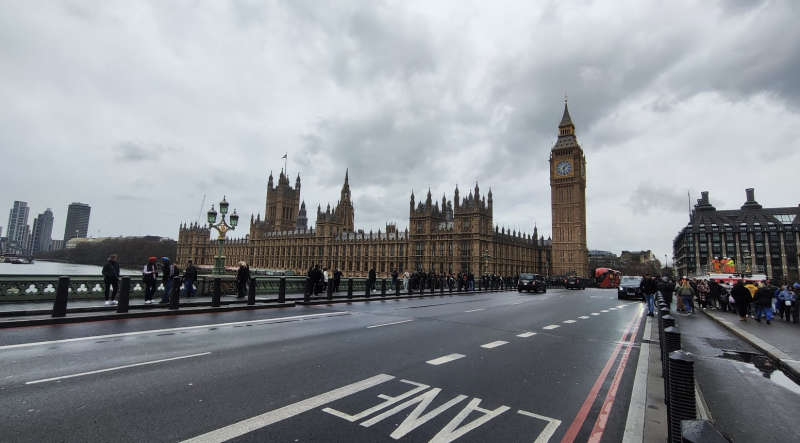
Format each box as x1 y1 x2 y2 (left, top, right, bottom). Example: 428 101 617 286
550 95 588 277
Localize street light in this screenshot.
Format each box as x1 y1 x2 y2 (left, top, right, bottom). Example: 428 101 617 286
207 196 239 275
482 250 491 276
742 248 751 275
545 261 549 278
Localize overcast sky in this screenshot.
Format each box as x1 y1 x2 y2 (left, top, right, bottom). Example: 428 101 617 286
2 0 799 264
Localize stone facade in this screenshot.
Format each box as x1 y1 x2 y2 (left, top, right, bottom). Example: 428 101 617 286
549 99 589 276
177 170 551 278
673 189 800 283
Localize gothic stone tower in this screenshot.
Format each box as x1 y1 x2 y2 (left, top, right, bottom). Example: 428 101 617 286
549 97 588 277
264 170 302 233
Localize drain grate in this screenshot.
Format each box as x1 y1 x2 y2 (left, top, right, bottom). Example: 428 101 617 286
701 337 752 352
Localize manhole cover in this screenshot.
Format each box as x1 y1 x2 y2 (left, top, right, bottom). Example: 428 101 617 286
701 337 752 352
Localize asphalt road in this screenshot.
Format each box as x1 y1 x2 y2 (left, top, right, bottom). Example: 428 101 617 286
0 287 647 443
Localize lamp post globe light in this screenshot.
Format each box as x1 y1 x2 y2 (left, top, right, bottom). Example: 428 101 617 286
207 196 239 276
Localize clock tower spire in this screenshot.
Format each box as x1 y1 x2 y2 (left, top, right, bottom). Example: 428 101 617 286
550 95 588 277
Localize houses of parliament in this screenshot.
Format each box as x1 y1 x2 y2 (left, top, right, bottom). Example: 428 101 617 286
177 101 589 278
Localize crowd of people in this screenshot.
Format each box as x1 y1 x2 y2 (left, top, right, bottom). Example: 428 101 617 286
100 254 199 305
639 274 799 325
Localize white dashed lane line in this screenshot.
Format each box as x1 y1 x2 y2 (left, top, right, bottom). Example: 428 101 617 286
543 325 560 330
601 310 609 313
591 313 601 316
367 320 413 329
426 354 466 365
464 309 484 313
579 316 590 319
517 332 537 337
563 320 576 324
481 341 508 349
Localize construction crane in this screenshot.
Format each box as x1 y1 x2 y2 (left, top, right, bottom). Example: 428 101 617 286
196 195 206 223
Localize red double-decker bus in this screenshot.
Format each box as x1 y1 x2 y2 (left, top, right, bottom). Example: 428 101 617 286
593 268 620 288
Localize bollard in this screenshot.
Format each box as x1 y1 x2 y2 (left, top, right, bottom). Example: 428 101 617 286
658 307 670 333
304 277 311 303
327 279 334 300
449 281 453 293
440 281 444 294
430 280 435 295
52 276 70 318
117 276 131 313
660 315 676 360
365 281 371 298
395 280 400 297
347 278 354 299
681 420 730 443
278 277 286 303
212 278 221 307
668 350 697 443
380 278 386 297
662 326 682 403
248 277 256 305
408 281 414 296
169 276 181 310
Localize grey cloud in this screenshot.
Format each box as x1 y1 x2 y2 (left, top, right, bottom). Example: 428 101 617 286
627 184 690 215
115 140 180 162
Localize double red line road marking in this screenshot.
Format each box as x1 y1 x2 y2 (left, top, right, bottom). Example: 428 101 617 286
560 305 645 443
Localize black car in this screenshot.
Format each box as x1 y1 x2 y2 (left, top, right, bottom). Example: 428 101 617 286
518 273 547 293
618 276 644 300
564 276 585 290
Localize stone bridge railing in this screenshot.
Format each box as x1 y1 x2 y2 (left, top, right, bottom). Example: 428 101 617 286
0 275 373 301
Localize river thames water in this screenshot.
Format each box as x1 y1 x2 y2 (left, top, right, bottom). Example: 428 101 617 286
0 261 141 276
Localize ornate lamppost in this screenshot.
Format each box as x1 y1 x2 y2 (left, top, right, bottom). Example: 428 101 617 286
742 248 751 275
545 261 549 278
482 250 491 276
207 196 239 276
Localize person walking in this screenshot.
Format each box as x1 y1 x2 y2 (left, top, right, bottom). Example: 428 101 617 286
310 265 323 296
402 270 410 291
708 279 722 310
368 267 377 291
182 259 197 298
675 277 687 312
142 257 158 304
102 254 120 306
640 273 658 316
753 283 776 324
333 268 342 293
677 279 696 316
731 280 752 321
236 261 250 298
697 279 710 309
391 269 399 290
657 276 674 310
777 286 796 322
322 268 329 293
159 257 173 303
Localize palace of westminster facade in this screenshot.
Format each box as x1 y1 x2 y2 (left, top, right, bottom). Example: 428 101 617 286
177 102 589 278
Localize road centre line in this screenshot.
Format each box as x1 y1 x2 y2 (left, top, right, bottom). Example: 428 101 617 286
579 316 590 319
481 341 508 349
26 352 211 385
542 325 560 330
464 309 484 313
517 332 537 337
426 354 466 365
601 310 609 313
563 320 576 324
510 302 524 305
180 374 395 443
590 313 600 316
0 312 350 350
367 320 413 329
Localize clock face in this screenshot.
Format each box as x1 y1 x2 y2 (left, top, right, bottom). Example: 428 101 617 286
581 160 586 177
556 160 572 176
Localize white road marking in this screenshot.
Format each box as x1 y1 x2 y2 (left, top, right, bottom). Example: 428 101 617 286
481 341 508 349
510 302 524 305
622 314 651 443
601 310 610 313
590 313 601 316
540 298 548 300
609 308 617 310
464 309 484 313
0 312 350 351
367 320 413 329
517 332 537 338
579 316 590 319
427 354 466 365
617 305 626 308
563 320 576 324
542 325 560 330
180 374 395 443
27 352 211 384
518 410 563 443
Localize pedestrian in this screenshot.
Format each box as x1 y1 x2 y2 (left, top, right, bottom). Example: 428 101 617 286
657 276 674 310
160 257 173 303
731 280 752 321
753 283 776 324
368 266 376 290
333 268 342 293
640 273 658 316
310 265 323 296
182 259 198 298
403 269 410 291
677 279 696 316
322 267 329 292
777 285 796 322
697 279 710 309
142 257 158 304
707 279 722 310
391 269 399 290
467 271 475 291
236 261 250 298
102 254 120 306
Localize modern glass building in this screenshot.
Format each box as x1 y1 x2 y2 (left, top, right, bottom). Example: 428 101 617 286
673 189 800 283
6 201 30 255
63 202 91 242
31 208 55 253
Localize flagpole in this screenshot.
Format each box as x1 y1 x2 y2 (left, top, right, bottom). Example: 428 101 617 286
284 151 288 177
